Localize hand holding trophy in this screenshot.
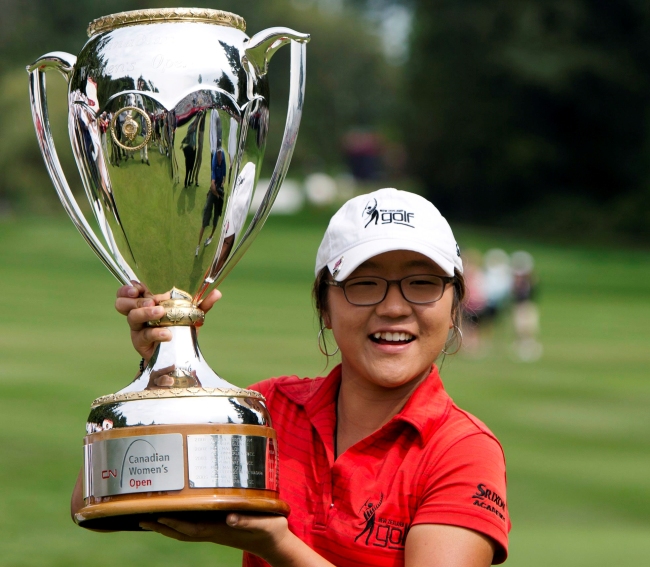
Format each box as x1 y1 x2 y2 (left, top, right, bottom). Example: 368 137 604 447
27 8 309 531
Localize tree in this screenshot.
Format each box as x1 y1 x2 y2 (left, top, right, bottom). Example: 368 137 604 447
404 0 650 239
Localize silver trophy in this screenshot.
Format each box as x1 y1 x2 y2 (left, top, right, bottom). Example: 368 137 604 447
27 8 308 530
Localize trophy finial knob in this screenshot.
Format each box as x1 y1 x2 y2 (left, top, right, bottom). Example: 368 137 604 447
147 288 205 327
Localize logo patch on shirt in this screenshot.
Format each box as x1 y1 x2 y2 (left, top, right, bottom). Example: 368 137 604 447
471 483 506 521
353 493 408 550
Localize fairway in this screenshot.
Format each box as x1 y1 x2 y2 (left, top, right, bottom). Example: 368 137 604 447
0 214 648 567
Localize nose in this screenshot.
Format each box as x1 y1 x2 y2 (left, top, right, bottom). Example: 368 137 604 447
375 281 412 318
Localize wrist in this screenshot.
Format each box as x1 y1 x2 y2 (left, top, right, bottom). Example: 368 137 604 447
260 528 298 566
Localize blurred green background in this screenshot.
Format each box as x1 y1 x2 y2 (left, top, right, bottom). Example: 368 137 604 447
2 215 649 566
1 1 649 566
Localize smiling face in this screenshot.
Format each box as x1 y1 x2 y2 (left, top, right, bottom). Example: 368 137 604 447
324 250 455 392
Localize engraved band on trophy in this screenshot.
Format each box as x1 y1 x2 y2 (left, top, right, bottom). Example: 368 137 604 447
27 8 309 530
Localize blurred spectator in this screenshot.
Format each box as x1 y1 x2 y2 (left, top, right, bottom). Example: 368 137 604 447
511 251 542 362
459 248 542 361
305 173 337 206
483 248 513 323
461 249 488 355
342 130 384 180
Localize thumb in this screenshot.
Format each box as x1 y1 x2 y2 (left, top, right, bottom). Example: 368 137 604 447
226 513 269 531
225 513 286 533
198 289 222 315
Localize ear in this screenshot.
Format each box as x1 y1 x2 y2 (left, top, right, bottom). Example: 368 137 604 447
323 312 332 329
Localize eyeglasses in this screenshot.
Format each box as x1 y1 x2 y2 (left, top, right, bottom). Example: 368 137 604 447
326 274 455 306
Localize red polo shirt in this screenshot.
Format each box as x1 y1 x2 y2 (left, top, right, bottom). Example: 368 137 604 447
244 365 509 566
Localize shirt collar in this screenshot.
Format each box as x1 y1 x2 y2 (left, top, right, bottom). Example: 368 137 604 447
391 365 451 443
276 364 450 444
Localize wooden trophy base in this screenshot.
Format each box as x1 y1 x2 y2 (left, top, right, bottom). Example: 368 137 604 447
76 423 289 531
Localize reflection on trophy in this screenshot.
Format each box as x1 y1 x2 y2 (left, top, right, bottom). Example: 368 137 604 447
27 8 309 530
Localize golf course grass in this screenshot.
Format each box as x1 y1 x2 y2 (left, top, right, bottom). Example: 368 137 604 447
0 211 648 566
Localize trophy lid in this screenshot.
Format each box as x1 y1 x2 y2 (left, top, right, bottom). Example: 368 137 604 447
87 7 246 37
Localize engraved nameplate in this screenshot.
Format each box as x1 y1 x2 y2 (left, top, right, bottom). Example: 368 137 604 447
85 434 184 498
187 434 274 489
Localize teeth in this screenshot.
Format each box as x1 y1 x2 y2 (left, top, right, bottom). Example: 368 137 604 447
374 332 413 342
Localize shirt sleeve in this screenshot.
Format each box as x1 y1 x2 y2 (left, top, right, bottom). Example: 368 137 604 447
247 378 276 400
412 433 510 564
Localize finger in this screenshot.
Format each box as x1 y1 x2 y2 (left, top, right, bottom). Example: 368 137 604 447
151 365 176 376
153 374 175 387
116 283 164 302
152 291 172 303
131 324 172 353
198 289 222 314
127 305 166 331
115 296 156 316
117 282 150 299
226 513 280 532
133 281 153 297
117 285 140 299
139 326 172 345
157 517 222 539
116 293 172 317
139 521 202 542
147 365 177 388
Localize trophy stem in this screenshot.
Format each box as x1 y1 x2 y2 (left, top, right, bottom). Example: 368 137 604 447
121 325 240 392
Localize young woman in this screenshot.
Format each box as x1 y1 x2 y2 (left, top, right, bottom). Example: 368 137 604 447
107 188 510 566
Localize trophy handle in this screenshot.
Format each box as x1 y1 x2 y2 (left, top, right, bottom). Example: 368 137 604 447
27 52 131 285
195 29 309 301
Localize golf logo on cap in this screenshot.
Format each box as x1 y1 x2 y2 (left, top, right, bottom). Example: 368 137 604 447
363 198 415 229
363 198 379 228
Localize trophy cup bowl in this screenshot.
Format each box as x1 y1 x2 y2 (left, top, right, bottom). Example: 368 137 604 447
27 8 309 530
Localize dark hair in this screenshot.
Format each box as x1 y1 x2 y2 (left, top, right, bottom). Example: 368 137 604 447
312 267 467 354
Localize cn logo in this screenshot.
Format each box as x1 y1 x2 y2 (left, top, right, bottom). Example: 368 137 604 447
101 469 118 480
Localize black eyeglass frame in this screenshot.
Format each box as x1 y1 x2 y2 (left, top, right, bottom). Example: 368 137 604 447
325 274 456 306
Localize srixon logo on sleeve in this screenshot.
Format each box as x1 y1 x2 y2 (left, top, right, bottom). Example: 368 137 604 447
471 483 507 521
363 198 415 228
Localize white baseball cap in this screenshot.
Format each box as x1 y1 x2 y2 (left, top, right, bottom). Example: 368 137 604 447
315 188 463 281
